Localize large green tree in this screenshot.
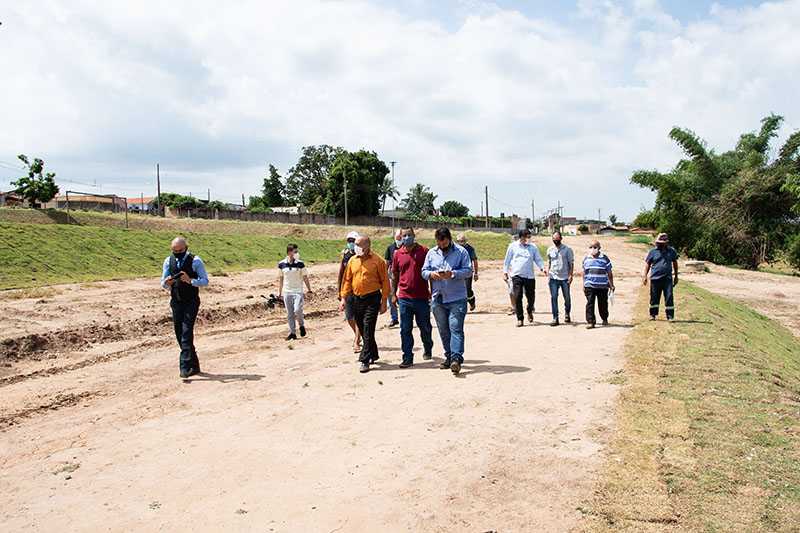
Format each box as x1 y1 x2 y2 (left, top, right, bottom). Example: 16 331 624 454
12 154 59 207
439 200 470 218
400 183 437 218
263 164 285 207
323 150 389 217
284 145 346 208
632 114 800 269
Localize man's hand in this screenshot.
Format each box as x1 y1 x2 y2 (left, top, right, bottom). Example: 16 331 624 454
430 272 442 281
306 291 314 300
567 275 573 285
473 273 479 281
339 298 346 312
164 278 175 287
543 268 548 277
503 273 508 283
379 299 388 315
179 272 191 283
610 283 616 292
642 277 648 286
673 274 679 286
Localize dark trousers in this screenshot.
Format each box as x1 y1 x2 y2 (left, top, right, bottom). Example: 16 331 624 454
650 277 675 319
512 276 535 321
465 277 476 307
584 287 609 325
170 296 200 374
353 290 382 363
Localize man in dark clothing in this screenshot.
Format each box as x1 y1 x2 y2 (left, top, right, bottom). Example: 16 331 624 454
643 232 679 322
384 229 402 327
161 237 209 378
456 233 479 311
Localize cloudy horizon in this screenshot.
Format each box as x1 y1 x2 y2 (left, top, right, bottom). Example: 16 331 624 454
1 0 799 222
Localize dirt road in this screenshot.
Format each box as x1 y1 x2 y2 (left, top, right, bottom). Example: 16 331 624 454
1 236 645 531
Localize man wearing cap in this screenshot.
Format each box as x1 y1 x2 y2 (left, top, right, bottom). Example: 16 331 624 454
545 231 574 326
643 232 679 322
338 231 361 352
456 233 479 311
384 229 403 327
503 229 545 327
340 236 390 373
582 239 615 329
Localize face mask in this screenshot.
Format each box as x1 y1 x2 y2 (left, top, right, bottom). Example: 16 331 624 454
347 242 355 250
354 245 365 256
401 235 415 246
657 243 666 249
457 241 466 247
293 252 300 260
395 239 403 247
553 240 561 246
589 247 599 255
173 251 186 260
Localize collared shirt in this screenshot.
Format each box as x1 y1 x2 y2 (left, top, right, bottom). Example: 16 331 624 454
392 243 430 299
583 253 613 288
646 246 678 279
503 241 545 278
385 242 401 267
547 244 574 280
340 250 390 298
461 243 477 261
161 254 209 289
421 243 472 303
279 256 308 294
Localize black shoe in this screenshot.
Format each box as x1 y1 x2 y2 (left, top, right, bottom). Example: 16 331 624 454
299 325 306 337
469 301 476 311
550 319 559 326
450 361 461 374
370 354 380 363
422 351 433 360
565 314 571 323
602 320 609 326
359 362 370 373
285 333 297 341
399 361 413 368
527 313 534 323
179 372 189 379
389 319 399 327
439 359 452 369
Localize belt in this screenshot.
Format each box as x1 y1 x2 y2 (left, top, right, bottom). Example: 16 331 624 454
355 290 382 300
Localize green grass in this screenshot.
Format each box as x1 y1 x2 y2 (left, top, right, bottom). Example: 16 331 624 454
0 217 513 290
627 234 653 244
583 282 800 531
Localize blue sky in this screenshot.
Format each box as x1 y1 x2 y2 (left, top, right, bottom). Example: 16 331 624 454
1 0 799 222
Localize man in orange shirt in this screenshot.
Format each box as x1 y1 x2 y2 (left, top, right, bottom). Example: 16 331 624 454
339 236 390 373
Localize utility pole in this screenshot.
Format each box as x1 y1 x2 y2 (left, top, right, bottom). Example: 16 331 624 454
390 161 396 233
531 198 535 227
207 189 210 202
241 194 245 207
156 164 162 217
598 208 602 225
480 200 483 218
344 169 348 226
485 185 489 228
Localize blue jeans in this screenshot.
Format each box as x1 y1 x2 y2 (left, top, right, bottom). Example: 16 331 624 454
549 278 571 319
431 297 467 364
389 275 399 322
398 298 434 363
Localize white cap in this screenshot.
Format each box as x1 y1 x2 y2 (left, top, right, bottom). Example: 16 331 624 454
346 231 359 240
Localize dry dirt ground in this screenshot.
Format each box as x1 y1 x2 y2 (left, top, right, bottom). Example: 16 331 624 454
0 236 662 531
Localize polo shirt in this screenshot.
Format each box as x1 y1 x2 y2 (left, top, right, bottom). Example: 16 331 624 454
385 242 401 266
392 243 430 299
340 250 390 298
278 257 308 294
646 246 678 279
582 253 613 289
462 243 477 261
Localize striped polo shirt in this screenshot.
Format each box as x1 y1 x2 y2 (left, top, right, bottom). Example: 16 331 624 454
279 257 308 294
582 253 612 289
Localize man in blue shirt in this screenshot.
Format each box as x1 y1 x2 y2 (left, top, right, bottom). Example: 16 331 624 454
582 239 615 329
503 229 545 327
422 227 473 375
643 232 679 322
545 231 575 326
161 237 209 379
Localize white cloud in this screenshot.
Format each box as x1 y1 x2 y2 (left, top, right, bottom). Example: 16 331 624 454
1 0 798 218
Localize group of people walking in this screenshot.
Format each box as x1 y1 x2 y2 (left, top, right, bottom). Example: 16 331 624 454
159 229 679 378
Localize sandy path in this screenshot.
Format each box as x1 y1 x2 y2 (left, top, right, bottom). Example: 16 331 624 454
1 236 644 531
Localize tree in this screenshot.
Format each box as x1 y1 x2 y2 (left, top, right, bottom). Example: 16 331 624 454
284 145 346 209
12 154 59 207
263 164 284 207
439 200 469 218
608 214 618 226
378 176 400 215
400 183 437 218
323 150 390 217
632 114 799 269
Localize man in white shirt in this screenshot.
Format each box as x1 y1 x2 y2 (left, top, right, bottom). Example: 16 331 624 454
503 229 545 327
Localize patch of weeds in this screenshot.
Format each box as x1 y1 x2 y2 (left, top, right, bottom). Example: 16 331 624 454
235 508 248 515
287 344 294 350
0 286 61 300
52 462 80 475
149 501 161 510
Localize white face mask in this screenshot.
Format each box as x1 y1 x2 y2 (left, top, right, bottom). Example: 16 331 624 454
293 252 300 260
354 245 365 256
589 247 599 256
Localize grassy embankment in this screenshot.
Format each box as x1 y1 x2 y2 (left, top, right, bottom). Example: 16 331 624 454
0 208 516 290
581 282 800 531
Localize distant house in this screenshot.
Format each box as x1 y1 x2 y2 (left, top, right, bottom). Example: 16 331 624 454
45 194 127 212
126 196 156 213
629 227 655 235
597 225 630 235
0 191 22 206
271 204 307 214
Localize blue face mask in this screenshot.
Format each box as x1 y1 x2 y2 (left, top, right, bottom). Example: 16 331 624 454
347 242 355 250
395 239 403 247
401 235 415 246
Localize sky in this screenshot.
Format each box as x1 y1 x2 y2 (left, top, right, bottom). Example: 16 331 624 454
1 0 799 222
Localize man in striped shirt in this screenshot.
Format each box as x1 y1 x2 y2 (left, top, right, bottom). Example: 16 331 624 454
582 239 615 329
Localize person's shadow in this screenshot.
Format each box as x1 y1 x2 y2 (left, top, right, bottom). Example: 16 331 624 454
183 372 265 383
454 359 531 378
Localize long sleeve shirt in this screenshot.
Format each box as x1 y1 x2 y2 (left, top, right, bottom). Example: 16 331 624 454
340 250 390 298
161 255 209 289
421 244 473 303
503 242 545 278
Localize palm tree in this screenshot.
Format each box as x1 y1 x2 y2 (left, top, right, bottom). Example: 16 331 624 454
379 176 400 216
400 183 437 218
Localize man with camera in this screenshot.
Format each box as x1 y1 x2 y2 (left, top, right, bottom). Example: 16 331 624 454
161 237 209 379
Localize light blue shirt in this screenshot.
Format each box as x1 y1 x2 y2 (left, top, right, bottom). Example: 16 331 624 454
503 241 545 278
421 243 472 303
161 254 210 289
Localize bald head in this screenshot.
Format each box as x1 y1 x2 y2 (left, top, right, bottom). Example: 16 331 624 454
588 239 601 256
171 237 187 253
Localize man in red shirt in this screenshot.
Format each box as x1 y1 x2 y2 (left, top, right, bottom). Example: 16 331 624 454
392 226 435 368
